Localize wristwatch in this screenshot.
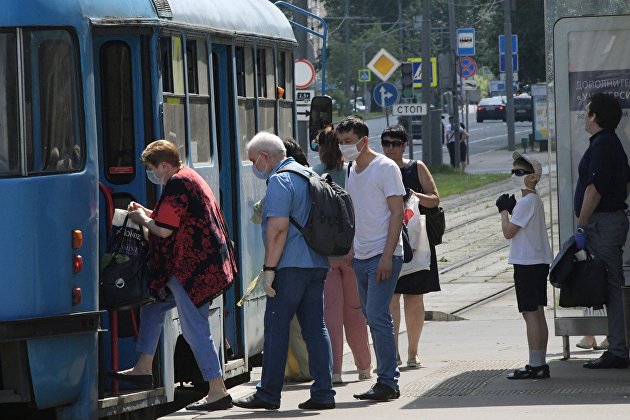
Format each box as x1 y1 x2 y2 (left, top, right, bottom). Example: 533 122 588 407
263 265 276 272
576 227 585 235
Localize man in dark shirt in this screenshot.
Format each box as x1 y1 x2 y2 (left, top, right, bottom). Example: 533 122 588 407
575 93 630 369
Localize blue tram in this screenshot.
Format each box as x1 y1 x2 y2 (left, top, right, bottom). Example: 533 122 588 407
0 0 298 418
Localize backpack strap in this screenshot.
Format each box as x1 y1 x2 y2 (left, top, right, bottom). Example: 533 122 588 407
270 165 313 232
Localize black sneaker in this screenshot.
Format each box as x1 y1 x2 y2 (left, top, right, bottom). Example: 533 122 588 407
506 364 550 380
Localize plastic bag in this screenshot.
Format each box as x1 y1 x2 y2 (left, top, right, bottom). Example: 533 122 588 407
399 195 431 277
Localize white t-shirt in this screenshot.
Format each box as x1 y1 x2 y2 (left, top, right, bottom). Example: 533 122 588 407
508 193 552 265
346 154 406 259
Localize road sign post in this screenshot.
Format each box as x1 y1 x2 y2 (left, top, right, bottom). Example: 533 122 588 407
295 89 315 121
373 82 398 126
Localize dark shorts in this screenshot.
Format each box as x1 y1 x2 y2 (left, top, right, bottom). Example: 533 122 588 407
513 264 549 313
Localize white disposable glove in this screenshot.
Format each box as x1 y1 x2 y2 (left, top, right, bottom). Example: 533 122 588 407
263 271 276 297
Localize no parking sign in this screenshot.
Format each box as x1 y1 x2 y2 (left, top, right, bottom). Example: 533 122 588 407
457 57 477 79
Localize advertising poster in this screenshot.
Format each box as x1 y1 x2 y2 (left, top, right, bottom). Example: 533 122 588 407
563 26 630 264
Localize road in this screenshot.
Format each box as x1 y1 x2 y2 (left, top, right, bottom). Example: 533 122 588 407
306 111 533 166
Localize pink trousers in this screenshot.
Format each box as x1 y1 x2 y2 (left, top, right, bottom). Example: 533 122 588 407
323 259 372 374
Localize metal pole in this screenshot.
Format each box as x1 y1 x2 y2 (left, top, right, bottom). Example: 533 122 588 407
465 89 469 164
398 0 404 57
421 0 432 166
448 0 461 169
343 0 350 115
503 0 515 150
294 0 309 153
362 50 368 109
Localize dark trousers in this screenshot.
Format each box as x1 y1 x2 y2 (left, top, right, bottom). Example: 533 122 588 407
447 141 467 167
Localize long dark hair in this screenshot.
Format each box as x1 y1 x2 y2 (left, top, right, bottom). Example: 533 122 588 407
317 126 343 170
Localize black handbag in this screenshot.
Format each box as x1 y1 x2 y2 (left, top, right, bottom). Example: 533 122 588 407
559 254 608 308
549 237 578 288
100 216 153 310
420 205 446 246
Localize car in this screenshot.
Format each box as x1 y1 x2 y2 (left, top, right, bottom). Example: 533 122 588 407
514 95 533 122
397 115 422 139
351 97 366 112
476 96 506 122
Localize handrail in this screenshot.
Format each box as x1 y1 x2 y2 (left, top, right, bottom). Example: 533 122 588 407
274 1 327 95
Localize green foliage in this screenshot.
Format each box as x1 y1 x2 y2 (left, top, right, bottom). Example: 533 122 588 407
314 0 544 105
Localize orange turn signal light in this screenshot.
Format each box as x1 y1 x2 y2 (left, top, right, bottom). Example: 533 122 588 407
73 255 83 273
72 230 83 249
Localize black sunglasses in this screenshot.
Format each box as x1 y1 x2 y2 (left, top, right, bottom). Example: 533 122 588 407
511 169 534 176
381 140 404 148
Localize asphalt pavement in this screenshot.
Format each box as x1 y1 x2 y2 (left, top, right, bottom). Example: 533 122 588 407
162 148 630 419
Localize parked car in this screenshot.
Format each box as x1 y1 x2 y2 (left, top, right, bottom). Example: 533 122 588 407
351 97 366 112
514 95 533 122
476 96 506 122
397 115 422 139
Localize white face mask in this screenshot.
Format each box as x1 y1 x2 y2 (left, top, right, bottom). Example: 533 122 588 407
339 140 365 161
511 174 528 191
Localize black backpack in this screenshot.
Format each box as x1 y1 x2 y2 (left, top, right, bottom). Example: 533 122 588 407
274 166 355 256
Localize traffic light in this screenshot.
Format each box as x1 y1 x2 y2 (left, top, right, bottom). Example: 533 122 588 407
401 62 414 99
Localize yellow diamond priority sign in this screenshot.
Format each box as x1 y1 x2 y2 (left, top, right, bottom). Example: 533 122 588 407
367 48 400 82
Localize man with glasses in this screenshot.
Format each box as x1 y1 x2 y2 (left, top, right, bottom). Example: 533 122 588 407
336 116 405 401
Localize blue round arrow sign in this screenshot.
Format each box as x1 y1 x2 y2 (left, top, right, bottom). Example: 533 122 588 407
373 82 399 107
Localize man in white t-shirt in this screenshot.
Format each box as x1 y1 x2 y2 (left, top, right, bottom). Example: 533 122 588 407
336 116 405 401
496 151 552 380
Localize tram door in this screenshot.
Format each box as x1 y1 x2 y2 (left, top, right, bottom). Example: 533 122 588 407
211 43 243 366
93 33 154 380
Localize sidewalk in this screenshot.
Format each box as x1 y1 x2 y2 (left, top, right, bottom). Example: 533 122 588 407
162 149 630 419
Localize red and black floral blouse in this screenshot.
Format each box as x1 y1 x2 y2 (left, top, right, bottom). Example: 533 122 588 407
149 166 236 306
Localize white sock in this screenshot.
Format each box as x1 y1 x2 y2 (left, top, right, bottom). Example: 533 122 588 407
529 349 547 367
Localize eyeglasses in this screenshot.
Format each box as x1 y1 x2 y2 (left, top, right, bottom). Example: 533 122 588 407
381 140 404 148
511 169 534 176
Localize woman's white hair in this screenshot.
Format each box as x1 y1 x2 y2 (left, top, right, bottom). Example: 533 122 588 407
246 132 287 157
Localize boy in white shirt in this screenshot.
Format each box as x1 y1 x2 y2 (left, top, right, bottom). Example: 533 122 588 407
496 151 552 379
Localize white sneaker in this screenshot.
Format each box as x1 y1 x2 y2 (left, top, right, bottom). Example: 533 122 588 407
332 373 343 384
407 356 421 368
576 336 596 349
358 366 373 380
594 338 609 350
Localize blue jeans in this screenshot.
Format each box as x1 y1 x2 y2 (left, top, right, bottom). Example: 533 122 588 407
256 267 335 406
352 254 403 390
136 276 222 381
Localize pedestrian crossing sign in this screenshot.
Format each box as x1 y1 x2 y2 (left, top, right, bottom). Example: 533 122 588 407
358 69 371 83
407 57 438 88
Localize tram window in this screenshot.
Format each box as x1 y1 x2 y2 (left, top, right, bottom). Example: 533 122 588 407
256 49 268 98
161 35 186 159
0 32 19 177
187 39 212 165
236 45 256 160
278 49 294 139
100 42 136 184
24 30 84 174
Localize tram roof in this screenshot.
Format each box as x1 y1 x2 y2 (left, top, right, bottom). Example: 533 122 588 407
1 0 297 44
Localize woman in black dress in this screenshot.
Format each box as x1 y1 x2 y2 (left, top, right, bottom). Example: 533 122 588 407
381 125 441 367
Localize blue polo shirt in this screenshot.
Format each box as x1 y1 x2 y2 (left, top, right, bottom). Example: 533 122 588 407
574 128 630 217
262 158 329 270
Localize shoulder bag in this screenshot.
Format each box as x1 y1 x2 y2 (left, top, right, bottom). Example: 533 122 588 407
100 214 153 310
559 253 608 308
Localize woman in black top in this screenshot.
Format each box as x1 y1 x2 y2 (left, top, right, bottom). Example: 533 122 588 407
381 125 441 367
